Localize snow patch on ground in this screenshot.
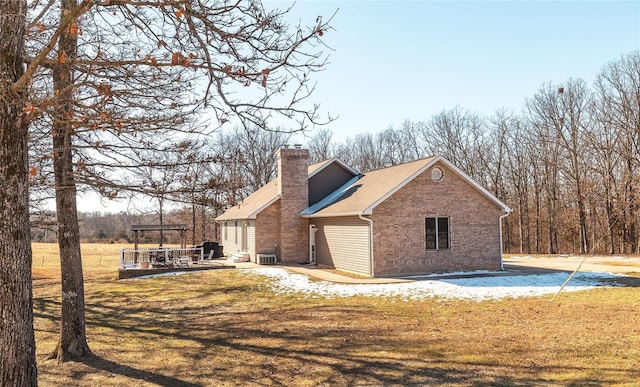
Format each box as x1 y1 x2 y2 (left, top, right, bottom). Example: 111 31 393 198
399 270 499 279
246 268 625 301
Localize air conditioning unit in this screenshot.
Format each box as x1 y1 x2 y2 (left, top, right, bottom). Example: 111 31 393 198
257 253 277 265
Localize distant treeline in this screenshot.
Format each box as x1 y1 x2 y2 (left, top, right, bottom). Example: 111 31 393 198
30 210 215 245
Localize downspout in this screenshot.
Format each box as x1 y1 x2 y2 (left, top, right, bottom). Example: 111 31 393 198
499 212 510 271
359 213 375 278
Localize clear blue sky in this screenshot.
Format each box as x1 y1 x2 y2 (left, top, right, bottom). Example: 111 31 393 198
272 0 640 142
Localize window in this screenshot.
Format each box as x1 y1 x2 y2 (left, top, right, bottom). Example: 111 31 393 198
223 222 228 241
425 217 449 250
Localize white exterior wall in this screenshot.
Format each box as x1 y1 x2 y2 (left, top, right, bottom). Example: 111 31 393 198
221 220 246 256
247 221 256 261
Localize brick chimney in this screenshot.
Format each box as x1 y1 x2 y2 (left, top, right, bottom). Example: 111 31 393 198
277 146 309 263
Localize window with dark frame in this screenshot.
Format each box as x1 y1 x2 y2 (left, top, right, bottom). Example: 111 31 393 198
425 217 449 250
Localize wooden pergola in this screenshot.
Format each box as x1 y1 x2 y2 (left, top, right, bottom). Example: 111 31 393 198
131 224 188 249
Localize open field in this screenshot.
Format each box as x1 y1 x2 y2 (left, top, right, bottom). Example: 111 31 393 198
32 243 640 386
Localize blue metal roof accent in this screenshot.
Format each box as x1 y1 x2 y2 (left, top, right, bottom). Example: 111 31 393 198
301 174 364 216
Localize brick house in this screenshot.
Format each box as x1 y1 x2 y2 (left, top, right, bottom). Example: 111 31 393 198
215 147 511 277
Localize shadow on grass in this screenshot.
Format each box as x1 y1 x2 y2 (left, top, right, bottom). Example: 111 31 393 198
34 296 640 386
78 353 201 387
604 276 640 287
33 270 640 386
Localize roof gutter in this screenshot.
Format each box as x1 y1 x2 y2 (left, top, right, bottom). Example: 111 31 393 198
358 212 375 278
499 212 510 271
303 210 371 219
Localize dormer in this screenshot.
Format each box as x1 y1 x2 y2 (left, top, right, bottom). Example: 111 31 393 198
307 158 359 206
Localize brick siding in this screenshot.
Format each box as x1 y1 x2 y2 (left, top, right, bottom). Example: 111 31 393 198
277 148 309 263
372 162 504 276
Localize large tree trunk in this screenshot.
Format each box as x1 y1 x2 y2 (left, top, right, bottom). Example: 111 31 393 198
49 124 91 361
48 0 91 362
0 0 38 384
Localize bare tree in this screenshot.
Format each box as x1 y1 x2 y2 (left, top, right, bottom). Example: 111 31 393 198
307 128 333 163
556 79 592 253
526 86 564 253
586 108 622 253
483 109 511 198
230 126 291 191
419 106 487 180
332 136 357 168
44 0 93 361
377 126 408 166
502 115 533 254
127 143 191 245
352 132 384 172
397 119 428 161
174 146 219 244
593 51 640 253
0 0 38 383
21 0 333 362
590 69 626 253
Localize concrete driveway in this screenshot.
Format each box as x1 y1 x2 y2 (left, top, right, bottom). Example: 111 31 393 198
504 255 640 274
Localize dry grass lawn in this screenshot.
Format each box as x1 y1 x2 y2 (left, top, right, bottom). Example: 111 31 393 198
32 243 640 386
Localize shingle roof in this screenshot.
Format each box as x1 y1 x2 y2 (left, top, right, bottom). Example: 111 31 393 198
304 155 511 217
215 180 278 221
304 157 435 217
215 158 337 221
215 155 512 221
